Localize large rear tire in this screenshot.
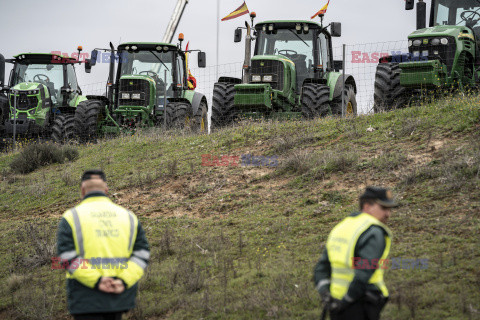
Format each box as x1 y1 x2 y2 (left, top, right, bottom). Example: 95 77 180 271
332 84 357 116
165 101 194 129
0 95 8 135
374 62 407 113
301 84 331 119
51 114 75 143
212 82 236 128
74 100 104 143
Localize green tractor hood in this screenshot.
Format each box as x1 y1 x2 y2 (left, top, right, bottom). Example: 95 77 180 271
400 25 476 89
408 25 474 39
12 82 44 91
116 74 158 121
120 74 157 85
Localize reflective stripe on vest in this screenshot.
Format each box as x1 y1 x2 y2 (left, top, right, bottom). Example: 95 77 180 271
63 197 138 278
326 213 392 300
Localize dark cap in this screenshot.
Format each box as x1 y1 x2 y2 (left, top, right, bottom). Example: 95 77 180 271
360 186 398 208
81 169 107 182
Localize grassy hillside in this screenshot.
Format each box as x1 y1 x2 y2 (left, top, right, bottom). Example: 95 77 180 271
0 95 479 319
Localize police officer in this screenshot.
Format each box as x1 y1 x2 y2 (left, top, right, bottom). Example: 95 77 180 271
313 186 398 320
56 169 150 320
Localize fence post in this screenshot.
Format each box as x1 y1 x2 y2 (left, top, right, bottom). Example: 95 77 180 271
13 90 17 150
342 44 346 118
164 70 167 128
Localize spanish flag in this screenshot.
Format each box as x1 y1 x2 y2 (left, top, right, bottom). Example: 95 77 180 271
311 0 330 19
222 1 249 21
184 42 197 90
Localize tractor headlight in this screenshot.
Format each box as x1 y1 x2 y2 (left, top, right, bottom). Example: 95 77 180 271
413 51 420 57
131 45 138 51
296 24 302 31
412 39 422 46
422 50 429 57
268 24 274 32
303 24 309 33
251 75 261 82
121 93 130 99
263 75 273 82
262 25 267 32
27 90 39 95
125 46 130 51
156 46 162 51
131 93 141 99
431 38 440 46
163 46 169 51
440 38 448 45
408 40 413 47
433 50 439 55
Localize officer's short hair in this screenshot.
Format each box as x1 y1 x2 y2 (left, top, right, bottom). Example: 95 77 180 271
359 198 376 211
81 169 107 182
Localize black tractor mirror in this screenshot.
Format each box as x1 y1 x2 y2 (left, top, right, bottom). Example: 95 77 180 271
234 29 242 43
85 59 92 73
90 50 99 67
0 54 5 87
405 0 415 10
198 52 206 68
331 22 342 37
333 60 344 72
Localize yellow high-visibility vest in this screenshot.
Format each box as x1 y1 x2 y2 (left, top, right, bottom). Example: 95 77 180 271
326 213 392 300
61 196 146 289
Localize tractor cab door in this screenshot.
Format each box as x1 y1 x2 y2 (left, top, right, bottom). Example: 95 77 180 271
317 32 331 75
174 53 186 97
65 64 81 107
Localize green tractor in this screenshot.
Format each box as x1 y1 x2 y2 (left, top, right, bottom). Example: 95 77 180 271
212 14 357 126
374 0 480 111
0 51 87 143
79 37 207 141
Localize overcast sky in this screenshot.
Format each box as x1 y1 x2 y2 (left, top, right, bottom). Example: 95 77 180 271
0 0 425 111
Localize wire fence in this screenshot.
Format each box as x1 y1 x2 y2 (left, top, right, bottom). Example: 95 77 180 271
78 38 465 135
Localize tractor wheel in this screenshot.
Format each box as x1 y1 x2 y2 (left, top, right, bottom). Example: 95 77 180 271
51 114 76 143
0 95 8 131
212 82 236 127
74 100 104 143
165 101 194 129
193 100 208 133
374 62 407 113
301 83 331 119
332 85 357 116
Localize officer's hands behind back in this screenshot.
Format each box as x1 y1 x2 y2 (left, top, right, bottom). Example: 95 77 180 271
98 277 125 294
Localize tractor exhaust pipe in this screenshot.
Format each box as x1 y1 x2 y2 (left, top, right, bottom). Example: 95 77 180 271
243 22 252 84
107 42 116 107
417 0 427 30
0 54 5 87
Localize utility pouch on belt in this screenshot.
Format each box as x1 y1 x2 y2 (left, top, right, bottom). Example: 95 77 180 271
365 291 388 306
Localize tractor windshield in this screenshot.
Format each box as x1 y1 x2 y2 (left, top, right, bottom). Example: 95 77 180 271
434 0 480 33
256 29 315 66
256 27 325 90
12 63 63 100
120 51 174 84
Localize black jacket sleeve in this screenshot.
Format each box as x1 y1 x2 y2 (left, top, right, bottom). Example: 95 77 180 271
313 248 331 294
